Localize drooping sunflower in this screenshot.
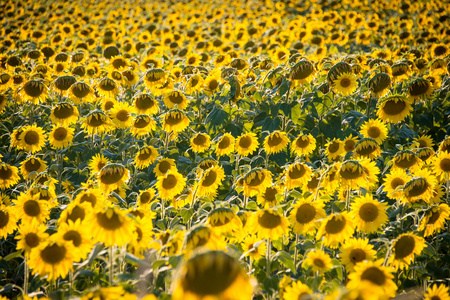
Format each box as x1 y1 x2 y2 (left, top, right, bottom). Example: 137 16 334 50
389 232 426 270
325 138 345 161
197 165 225 198
190 133 211 153
171 251 252 300
376 94 412 124
0 205 18 239
339 160 368 190
322 163 341 193
289 59 316 86
333 72 358 95
403 168 437 203
184 225 226 253
18 125 47 153
353 138 381 159
291 133 316 157
257 185 282 207
340 238 376 272
98 163 130 193
368 72 391 97
163 90 189 110
162 110 190 133
264 131 289 155
383 168 409 201
303 249 333 274
424 284 450 300
74 188 105 208
417 147 435 164
144 69 166 91
0 163 20 189
56 219 93 262
131 115 156 137
134 146 158 169
82 111 112 135
50 103 79 125
156 170 186 200
347 260 397 299
87 206 134 246
15 223 48 256
284 162 312 190
109 102 135 129
185 74 204 95
28 238 75 281
215 133 235 157
20 156 47 179
207 207 242 236
413 134 434 149
242 168 273 197
133 93 158 115
316 212 354 249
350 194 388 234
19 79 48 104
13 192 50 225
359 119 388 144
289 196 326 235
69 81 95 104
48 125 74 149
439 137 450 154
242 235 267 261
419 204 450 237
122 69 139 87
95 77 120 99
433 151 450 182
247 208 289 240
407 78 434 101
235 132 259 157
392 149 422 171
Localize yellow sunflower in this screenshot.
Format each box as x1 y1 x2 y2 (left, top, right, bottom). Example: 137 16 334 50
235 132 259 157
171 251 252 300
403 168 437 203
163 89 189 110
144 69 166 91
50 103 79 125
289 59 316 86
419 204 450 237
242 235 267 261
73 188 105 208
13 192 49 225
206 207 242 236
376 94 412 124
215 133 235 157
283 280 313 300
82 111 112 135
338 160 368 190
15 222 48 256
156 170 186 200
131 115 156 137
333 72 358 95
247 209 289 240
359 119 388 144
368 72 391 97
133 93 159 115
184 225 226 253
407 78 434 101
350 194 388 234
289 196 326 235
109 102 135 129
48 125 74 149
343 135 358 154
58 202 90 225
20 156 47 179
95 77 120 99
354 138 381 159
389 233 426 270
69 82 95 104
56 219 93 261
0 205 18 239
162 110 190 133
303 249 333 274
424 284 450 300
340 238 376 272
413 134 434 149
291 133 316 157
0 163 20 189
196 164 225 198
257 185 282 207
242 168 272 197
18 125 47 153
190 133 211 153
325 138 345 161
316 212 354 249
383 168 409 201
433 151 450 182
284 162 312 190
89 154 109 174
98 163 130 193
154 158 177 177
185 74 204 94
19 79 48 104
135 146 158 169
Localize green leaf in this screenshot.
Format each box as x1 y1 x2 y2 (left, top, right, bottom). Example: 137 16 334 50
180 208 193 223
205 106 229 132
3 251 21 261
153 259 168 271
276 251 296 272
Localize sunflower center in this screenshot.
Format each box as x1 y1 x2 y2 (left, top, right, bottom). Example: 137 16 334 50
136 95 155 110
135 227 143 242
140 191 151 204
340 165 363 180
100 168 125 185
211 214 232 227
427 211 441 225
409 81 429 96
24 159 41 172
359 203 379 222
263 187 277 203
360 267 386 286
96 210 123 230
394 155 417 169
104 100 115 111
382 100 406 116
138 150 152 161
24 81 44 97
202 171 217 187
345 140 356 152
390 177 405 190
80 193 97 206
313 258 325 268
190 77 199 87
247 172 265 186
116 110 129 122
208 79 218 90
239 136 252 148
40 243 67 264
53 127 68 141
64 230 82 247
112 58 126 69
99 79 116 91
296 136 310 148
165 113 183 125
218 137 231 149
289 164 306 179
325 215 346 234
405 178 428 197
367 126 381 139
394 235 415 259
328 141 340 153
356 144 377 156
162 174 178 189
349 248 366 264
0 166 13 179
67 206 86 223
258 211 281 229
24 131 40 145
158 161 172 174
87 114 106 127
134 118 150 128
168 92 184 104
340 78 351 88
25 232 40 248
24 200 41 217
183 253 240 296
439 158 450 172
0 210 9 228
267 134 283 147
54 105 74 119
193 134 207 145
296 203 316 224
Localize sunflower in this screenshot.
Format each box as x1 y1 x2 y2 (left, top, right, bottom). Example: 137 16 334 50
347 260 397 299
340 238 376 272
109 56 128 72
98 163 130 193
133 93 158 115
190 133 211 153
144 69 166 91
413 134 434 149
359 119 388 144
207 207 242 235
433 151 450 182
289 59 316 86
242 235 267 261
283 281 313 300
215 133 235 157
163 90 189 110
56 219 93 261
20 156 47 179
58 202 90 225
303 249 333 274
95 78 120 99
354 138 381 159
263 131 289 155
203 71 221 95
389 233 426 270
28 238 75 281
368 72 391 97
156 170 186 200
403 168 437 203
122 69 138 87
18 125 47 153
291 134 316 157
131 115 156 137
242 168 272 197
184 225 226 253
154 158 177 177
317 212 354 249
419 204 450 237
86 206 134 246
0 205 18 239
343 135 358 154
424 284 450 300
392 149 422 171
162 110 190 133
197 164 225 198
289 196 326 235
74 188 105 208
235 132 259 157
322 163 341 193
13 192 49 225
350 194 388 234
383 168 409 201
325 138 345 161
440 137 450 154
50 103 79 125
0 163 20 189
391 62 410 82
185 74 204 95
48 125 74 149
0 94 8 113
109 102 135 129
376 94 412 124
89 154 109 174
285 162 312 190
19 79 48 104
82 111 112 135
134 146 158 169
172 251 252 300
247 209 289 240
15 223 48 256
407 78 433 101
339 160 368 190
128 216 154 258
417 147 435 164
257 185 282 207
333 72 358 96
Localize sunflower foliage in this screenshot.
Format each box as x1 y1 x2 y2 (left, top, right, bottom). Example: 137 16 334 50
1 0 450 299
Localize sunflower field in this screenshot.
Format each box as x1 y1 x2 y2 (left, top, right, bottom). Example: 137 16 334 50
1 0 450 299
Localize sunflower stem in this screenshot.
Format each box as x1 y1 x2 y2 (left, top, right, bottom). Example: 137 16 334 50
243 196 248 210
109 246 114 286
234 154 240 174
293 234 299 273
161 199 165 219
23 257 28 294
266 238 271 278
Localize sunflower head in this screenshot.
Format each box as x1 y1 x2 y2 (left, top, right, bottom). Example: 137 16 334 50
377 94 412 124
98 163 130 193
368 72 391 97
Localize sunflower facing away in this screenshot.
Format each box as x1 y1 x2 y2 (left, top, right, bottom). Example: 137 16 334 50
98 164 130 193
